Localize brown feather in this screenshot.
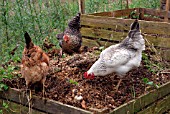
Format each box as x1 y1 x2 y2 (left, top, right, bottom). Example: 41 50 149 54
21 32 49 87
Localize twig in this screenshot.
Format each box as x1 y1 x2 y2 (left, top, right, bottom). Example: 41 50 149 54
10 44 19 55
161 72 170 74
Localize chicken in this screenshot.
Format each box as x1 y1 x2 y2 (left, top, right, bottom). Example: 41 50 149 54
56 13 82 55
21 32 49 96
84 19 145 91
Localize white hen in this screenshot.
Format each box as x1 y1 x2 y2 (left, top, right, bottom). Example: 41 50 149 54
84 19 145 91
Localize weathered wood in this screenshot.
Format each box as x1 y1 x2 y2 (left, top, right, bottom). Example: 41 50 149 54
90 8 170 19
91 12 113 17
110 81 170 114
81 14 170 36
165 0 170 21
82 37 114 48
91 8 138 17
137 94 170 114
159 49 170 61
160 0 170 10
78 0 85 14
112 8 139 18
0 88 92 114
81 15 126 30
81 27 170 48
81 27 126 41
1 82 170 114
82 37 102 47
143 8 170 19
0 99 46 114
142 16 165 22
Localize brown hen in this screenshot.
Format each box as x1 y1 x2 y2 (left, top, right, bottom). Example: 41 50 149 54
21 32 49 96
56 13 82 55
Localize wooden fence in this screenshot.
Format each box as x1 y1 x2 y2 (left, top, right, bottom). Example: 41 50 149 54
80 8 170 62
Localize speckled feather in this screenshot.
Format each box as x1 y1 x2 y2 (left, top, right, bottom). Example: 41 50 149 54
21 32 49 86
87 20 145 78
56 13 82 54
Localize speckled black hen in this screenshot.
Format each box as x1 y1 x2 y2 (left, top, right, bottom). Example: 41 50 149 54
56 13 82 55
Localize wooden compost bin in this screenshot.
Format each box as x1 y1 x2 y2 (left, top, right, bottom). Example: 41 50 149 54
1 8 170 114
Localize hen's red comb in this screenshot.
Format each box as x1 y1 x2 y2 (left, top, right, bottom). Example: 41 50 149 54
84 72 88 79
89 73 94 79
84 72 95 79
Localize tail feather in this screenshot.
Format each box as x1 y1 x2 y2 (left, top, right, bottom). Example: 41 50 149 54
68 13 81 30
130 19 139 31
24 32 33 49
128 19 140 38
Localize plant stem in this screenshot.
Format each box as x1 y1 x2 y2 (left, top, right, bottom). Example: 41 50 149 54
16 0 25 33
2 0 9 43
28 0 37 41
32 1 42 36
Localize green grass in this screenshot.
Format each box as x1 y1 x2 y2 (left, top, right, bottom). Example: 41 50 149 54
0 0 79 64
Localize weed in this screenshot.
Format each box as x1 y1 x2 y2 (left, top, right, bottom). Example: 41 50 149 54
0 83 8 91
130 85 136 98
69 79 78 85
0 65 16 79
0 101 10 114
142 78 159 88
0 64 18 91
142 52 163 74
62 53 66 58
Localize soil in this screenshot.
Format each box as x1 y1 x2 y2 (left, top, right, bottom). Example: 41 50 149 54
2 46 170 113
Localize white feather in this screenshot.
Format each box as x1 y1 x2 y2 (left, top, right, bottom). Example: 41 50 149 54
87 21 145 78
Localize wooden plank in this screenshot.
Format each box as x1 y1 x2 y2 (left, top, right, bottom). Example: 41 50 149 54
161 49 170 61
137 94 170 114
0 88 92 114
112 8 139 18
109 81 170 114
165 0 170 21
81 27 127 41
142 16 165 22
90 12 113 17
160 0 170 11
144 34 170 48
91 8 139 18
81 27 170 48
82 37 114 48
90 8 170 19
81 14 170 36
78 0 85 14
0 99 46 114
1 82 170 114
81 15 128 30
143 8 170 19
82 37 100 47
